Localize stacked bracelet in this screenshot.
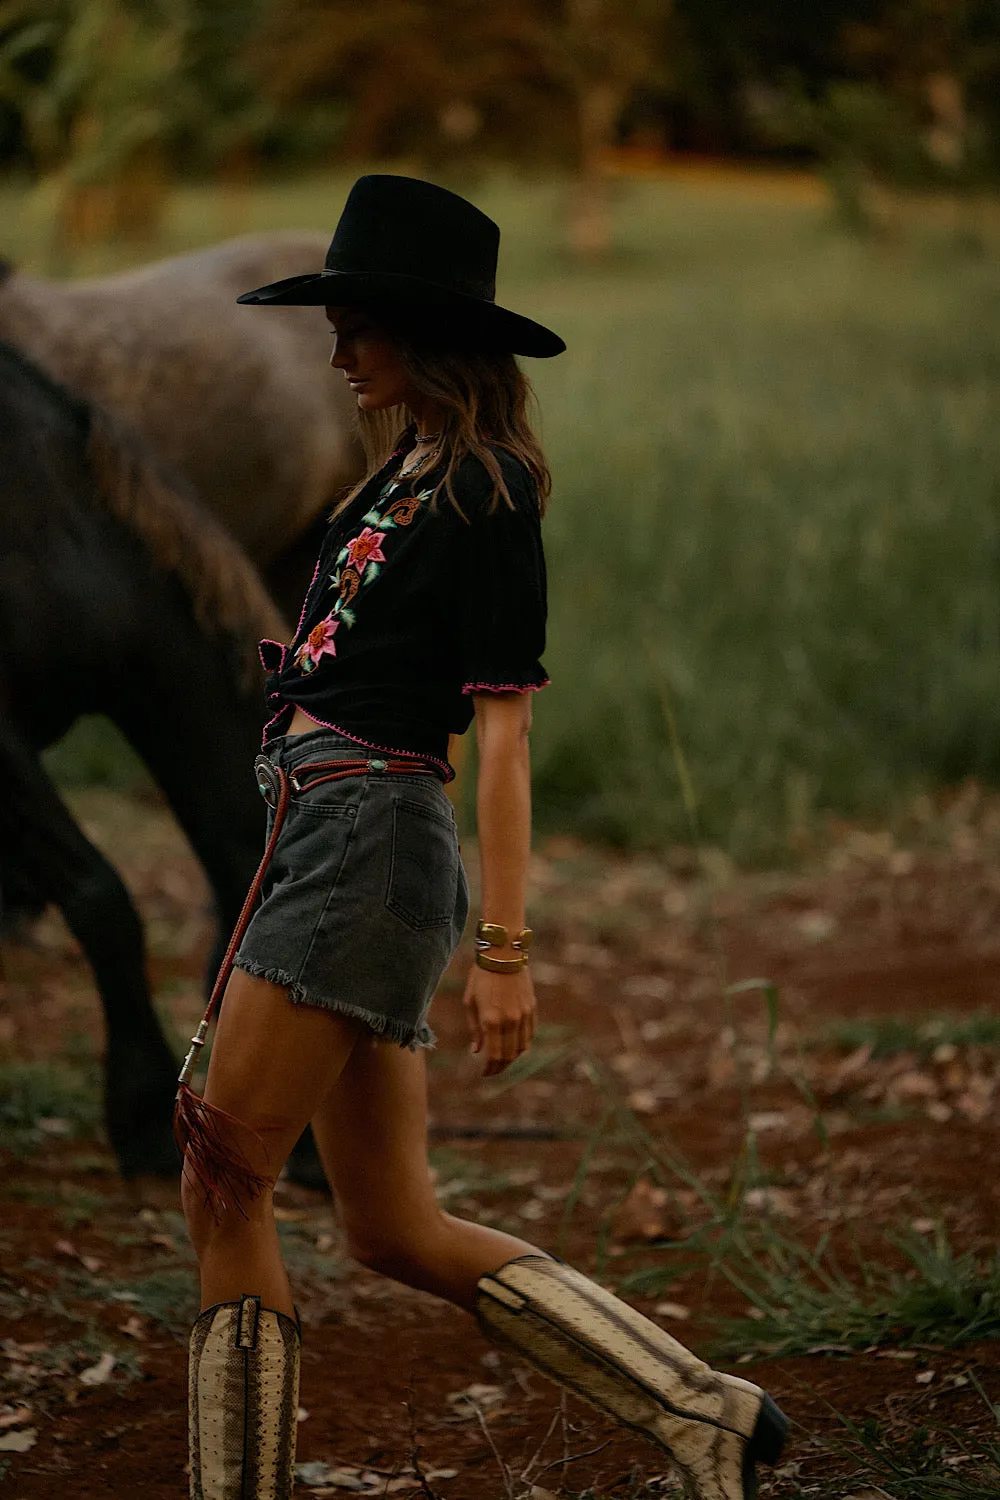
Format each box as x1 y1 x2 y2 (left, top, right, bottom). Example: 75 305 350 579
475 920 532 974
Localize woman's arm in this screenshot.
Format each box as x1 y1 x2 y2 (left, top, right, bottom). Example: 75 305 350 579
462 690 538 1076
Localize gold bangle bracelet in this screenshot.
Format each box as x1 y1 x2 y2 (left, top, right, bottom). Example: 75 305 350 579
476 920 533 952
475 951 528 974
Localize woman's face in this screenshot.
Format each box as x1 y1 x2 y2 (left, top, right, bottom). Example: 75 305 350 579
326 305 412 411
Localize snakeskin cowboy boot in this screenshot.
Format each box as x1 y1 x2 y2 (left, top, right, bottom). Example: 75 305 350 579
188 1294 300 1500
476 1255 787 1500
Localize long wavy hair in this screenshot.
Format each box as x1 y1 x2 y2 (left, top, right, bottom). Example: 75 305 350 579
333 311 551 521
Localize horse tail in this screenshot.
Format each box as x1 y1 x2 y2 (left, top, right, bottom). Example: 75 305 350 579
86 409 287 684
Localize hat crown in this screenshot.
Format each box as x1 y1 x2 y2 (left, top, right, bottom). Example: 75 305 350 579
324 174 499 302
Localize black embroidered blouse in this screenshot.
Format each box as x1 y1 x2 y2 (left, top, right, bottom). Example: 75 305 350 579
259 440 549 779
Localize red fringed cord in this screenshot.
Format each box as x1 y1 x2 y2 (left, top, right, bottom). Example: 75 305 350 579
173 753 438 1220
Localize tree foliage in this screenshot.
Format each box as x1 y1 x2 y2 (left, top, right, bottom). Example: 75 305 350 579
250 0 679 169
0 0 997 201
0 0 268 176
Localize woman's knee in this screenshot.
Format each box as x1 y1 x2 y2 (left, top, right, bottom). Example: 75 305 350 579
343 1205 447 1280
181 1156 272 1253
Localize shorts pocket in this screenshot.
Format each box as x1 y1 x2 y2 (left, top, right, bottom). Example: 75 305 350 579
287 776 362 819
386 797 458 931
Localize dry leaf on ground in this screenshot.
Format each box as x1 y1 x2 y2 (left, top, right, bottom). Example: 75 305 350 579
0 1426 37 1452
79 1352 116 1386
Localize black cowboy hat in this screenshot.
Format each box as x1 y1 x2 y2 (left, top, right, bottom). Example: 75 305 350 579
236 174 565 359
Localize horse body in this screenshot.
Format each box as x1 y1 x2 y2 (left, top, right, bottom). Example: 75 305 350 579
0 235 362 580
0 341 284 1176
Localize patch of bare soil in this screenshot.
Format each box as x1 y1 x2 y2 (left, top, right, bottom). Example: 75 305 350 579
3 785 1000 1497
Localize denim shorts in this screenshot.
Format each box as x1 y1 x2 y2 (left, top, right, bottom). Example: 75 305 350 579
233 728 469 1049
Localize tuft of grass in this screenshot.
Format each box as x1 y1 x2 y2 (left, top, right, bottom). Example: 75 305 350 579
712 1225 1000 1360
819 1012 1000 1058
78 1268 199 1333
830 1395 1000 1500
0 1059 103 1154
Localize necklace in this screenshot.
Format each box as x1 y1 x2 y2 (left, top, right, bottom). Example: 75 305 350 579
398 456 429 478
398 430 443 479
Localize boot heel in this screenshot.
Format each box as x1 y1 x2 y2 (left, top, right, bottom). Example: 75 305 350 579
748 1392 789 1467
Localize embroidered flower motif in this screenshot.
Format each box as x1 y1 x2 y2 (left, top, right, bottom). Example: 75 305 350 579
345 526 387 576
294 613 339 672
290 482 433 676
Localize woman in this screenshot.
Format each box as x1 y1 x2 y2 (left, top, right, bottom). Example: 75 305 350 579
179 175 787 1500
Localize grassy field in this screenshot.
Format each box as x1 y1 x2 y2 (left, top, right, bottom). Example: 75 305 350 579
5 169 1000 858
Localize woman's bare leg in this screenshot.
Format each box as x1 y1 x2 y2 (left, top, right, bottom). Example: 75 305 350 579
181 969 365 1317
312 1037 539 1312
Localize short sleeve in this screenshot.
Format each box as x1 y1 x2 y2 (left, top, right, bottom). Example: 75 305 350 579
455 455 550 695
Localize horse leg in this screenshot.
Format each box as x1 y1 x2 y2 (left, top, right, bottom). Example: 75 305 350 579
0 718 178 1177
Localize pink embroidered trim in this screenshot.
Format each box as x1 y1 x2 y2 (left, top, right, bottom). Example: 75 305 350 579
269 707 454 782
293 555 323 639
261 701 292 740
258 637 287 670
462 678 550 696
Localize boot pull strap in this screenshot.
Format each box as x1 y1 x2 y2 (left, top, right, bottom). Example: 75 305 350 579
236 1294 261 1350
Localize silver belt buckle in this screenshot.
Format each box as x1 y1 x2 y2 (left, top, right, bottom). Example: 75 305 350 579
254 755 281 808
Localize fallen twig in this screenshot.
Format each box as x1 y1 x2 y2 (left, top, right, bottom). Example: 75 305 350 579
529 1438 614 1481
472 1400 515 1500
404 1392 441 1500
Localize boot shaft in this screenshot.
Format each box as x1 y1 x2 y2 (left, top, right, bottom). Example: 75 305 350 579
189 1295 300 1500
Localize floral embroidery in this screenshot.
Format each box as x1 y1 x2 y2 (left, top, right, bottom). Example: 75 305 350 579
294 612 339 673
345 526 387 575
290 478 433 672
384 495 423 526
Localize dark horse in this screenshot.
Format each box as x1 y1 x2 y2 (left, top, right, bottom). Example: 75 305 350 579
0 340 285 1177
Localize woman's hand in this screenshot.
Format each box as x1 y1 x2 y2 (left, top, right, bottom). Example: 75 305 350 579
463 964 537 1076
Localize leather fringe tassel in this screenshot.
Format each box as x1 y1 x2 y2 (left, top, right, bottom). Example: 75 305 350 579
174 1083 271 1222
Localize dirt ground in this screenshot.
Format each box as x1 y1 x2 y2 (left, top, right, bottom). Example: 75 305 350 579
2 783 1000 1498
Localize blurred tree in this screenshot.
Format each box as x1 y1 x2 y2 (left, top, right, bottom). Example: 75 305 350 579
0 0 268 251
728 0 1000 235
251 0 679 258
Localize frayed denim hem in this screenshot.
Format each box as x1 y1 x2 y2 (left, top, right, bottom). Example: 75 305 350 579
231 955 437 1052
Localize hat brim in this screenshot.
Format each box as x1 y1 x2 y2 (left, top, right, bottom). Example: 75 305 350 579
236 269 565 358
